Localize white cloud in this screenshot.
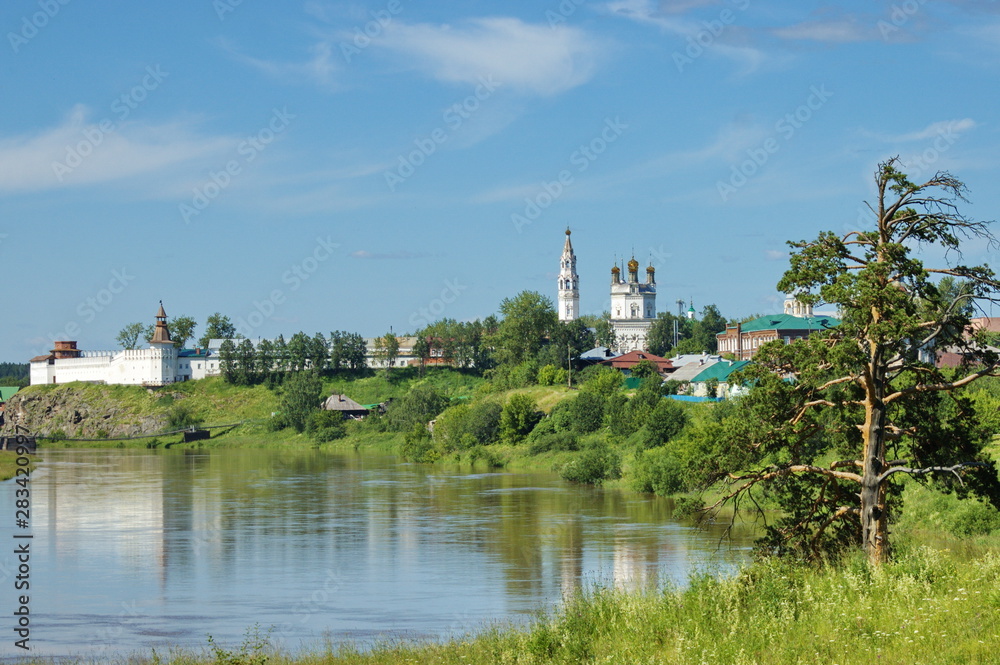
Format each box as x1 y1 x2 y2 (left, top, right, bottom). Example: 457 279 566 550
889 119 977 142
765 249 787 261
606 0 764 73
218 38 341 91
772 17 874 43
375 17 601 95
0 105 234 193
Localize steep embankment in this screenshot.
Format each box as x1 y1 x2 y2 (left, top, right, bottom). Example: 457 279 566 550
1 378 278 439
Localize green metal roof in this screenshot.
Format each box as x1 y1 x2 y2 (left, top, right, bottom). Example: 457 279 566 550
0 386 21 402
737 313 840 333
690 360 752 383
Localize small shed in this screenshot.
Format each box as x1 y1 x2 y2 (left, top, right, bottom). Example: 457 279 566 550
323 394 369 419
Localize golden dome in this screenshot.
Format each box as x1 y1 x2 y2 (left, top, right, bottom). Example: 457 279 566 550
627 257 639 272
565 228 571 236
646 265 655 273
611 265 620 273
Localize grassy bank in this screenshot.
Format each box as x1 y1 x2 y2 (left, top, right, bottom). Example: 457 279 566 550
101 546 999 665
0 450 32 481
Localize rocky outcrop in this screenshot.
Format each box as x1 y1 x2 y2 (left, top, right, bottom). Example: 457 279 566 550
1 386 169 439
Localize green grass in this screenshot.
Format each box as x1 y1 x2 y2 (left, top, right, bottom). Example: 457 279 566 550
0 450 32 481
68 546 1000 665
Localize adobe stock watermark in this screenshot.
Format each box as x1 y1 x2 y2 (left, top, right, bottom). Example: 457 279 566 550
384 76 502 191
340 0 404 62
903 120 968 179
878 0 929 41
235 236 339 337
213 0 245 21
37 268 136 355
408 279 468 329
52 65 169 182
511 116 628 233
546 0 585 28
716 84 832 202
90 600 140 653
7 0 71 53
673 0 751 72
179 107 294 224
270 568 345 652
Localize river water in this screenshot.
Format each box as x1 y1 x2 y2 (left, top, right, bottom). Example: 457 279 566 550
0 448 752 659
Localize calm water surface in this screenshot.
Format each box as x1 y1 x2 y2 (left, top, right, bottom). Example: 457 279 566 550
0 448 752 658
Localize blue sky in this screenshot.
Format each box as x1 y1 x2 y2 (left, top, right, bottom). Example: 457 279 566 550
2 0 1000 361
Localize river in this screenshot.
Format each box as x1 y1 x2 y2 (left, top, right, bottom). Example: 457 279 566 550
0 448 752 659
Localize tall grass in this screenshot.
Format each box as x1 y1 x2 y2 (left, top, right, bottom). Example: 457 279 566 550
113 546 1000 664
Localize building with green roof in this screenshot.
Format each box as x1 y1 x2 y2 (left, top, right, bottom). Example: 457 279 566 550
717 313 840 361
689 360 752 397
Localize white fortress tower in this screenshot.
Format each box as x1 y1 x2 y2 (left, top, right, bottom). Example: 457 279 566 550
558 228 580 322
609 256 657 353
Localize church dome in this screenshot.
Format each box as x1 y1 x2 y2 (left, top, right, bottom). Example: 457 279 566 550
646 265 655 273
611 265 620 274
627 257 639 272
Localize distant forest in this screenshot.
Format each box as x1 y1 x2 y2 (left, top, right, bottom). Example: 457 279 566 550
0 362 29 387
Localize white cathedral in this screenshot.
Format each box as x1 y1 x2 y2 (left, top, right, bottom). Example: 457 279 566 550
558 228 658 354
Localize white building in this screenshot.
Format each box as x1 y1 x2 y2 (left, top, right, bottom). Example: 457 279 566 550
30 303 220 386
609 257 657 354
557 228 580 322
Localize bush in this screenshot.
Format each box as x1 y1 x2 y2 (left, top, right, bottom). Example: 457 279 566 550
948 500 1000 537
560 443 621 485
629 447 685 496
306 409 346 443
639 399 689 449
166 402 202 430
528 431 579 455
47 428 67 441
567 391 605 433
401 423 439 463
500 393 543 443
385 384 449 432
433 400 502 449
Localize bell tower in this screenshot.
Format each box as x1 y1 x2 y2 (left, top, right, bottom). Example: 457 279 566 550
558 228 580 322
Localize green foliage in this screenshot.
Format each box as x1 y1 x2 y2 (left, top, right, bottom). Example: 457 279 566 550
279 372 323 433
527 431 579 455
560 441 621 485
639 398 689 449
401 422 438 462
206 625 270 665
566 391 605 433
166 401 202 431
580 365 624 396
630 446 685 496
433 400 502 449
116 322 145 350
47 428 67 441
169 315 197 349
490 290 558 366
385 384 449 432
629 359 660 380
948 500 1000 537
199 313 237 349
500 393 542 443
306 409 346 442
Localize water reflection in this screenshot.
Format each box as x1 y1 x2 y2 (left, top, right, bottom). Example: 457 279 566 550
1 448 752 658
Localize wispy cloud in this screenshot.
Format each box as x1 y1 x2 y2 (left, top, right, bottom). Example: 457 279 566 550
606 0 765 73
772 16 875 43
218 38 341 91
883 119 977 143
375 17 602 95
0 105 234 193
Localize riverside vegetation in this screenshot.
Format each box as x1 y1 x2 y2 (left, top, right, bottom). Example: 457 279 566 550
6 159 1000 663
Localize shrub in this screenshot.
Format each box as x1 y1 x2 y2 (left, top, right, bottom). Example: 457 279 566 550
629 447 685 496
948 500 1000 537
306 409 347 443
639 399 689 449
385 384 449 432
166 402 202 431
500 393 543 443
567 392 605 433
433 400 502 449
560 443 621 485
47 428 67 441
528 431 579 455
401 423 439 463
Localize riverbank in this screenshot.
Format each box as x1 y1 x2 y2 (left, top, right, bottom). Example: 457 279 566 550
72 544 997 665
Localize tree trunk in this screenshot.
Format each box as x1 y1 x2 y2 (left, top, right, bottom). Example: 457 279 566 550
861 361 889 565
